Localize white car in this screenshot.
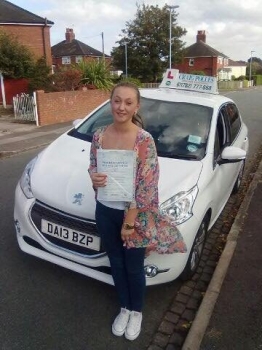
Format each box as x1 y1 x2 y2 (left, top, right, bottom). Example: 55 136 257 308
14 70 248 286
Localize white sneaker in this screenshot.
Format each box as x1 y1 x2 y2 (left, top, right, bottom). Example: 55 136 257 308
125 311 142 341
112 308 131 336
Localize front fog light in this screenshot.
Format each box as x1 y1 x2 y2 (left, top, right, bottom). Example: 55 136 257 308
144 265 159 278
14 219 21 235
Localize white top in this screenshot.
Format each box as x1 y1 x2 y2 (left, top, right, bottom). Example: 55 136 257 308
98 199 125 210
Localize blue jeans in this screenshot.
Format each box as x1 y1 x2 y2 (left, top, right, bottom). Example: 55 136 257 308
95 201 146 312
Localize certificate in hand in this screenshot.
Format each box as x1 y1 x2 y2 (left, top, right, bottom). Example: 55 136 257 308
97 149 136 202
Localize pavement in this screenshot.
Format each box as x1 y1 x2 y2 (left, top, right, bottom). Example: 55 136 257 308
1 113 262 350
183 158 262 350
0 114 73 158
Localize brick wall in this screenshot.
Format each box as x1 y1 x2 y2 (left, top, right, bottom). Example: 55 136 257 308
175 57 218 76
35 89 110 126
0 25 52 66
192 57 217 76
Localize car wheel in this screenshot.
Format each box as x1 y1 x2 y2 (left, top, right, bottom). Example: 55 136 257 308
180 215 209 281
232 160 245 194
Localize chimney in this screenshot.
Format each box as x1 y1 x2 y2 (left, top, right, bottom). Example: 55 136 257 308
65 28 75 43
196 30 206 43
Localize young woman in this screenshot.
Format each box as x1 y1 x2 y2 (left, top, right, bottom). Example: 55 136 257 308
88 82 186 341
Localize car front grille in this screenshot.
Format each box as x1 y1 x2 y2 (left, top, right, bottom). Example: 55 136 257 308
30 200 105 256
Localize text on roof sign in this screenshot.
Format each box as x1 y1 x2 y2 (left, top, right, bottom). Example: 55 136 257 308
159 69 218 94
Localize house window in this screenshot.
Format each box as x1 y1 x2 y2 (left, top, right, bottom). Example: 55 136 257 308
76 56 83 63
217 57 223 64
62 56 71 65
189 58 194 66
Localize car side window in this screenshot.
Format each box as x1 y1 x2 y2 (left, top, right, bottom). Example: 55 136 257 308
214 129 221 162
224 103 241 142
216 112 227 150
214 111 227 166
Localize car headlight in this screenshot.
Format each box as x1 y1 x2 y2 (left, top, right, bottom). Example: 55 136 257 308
20 157 37 199
160 185 198 225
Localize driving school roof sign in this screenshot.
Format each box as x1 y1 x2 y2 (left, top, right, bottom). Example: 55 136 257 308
159 69 218 94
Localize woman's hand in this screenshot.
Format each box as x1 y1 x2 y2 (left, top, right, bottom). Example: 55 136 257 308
90 172 107 189
121 227 135 242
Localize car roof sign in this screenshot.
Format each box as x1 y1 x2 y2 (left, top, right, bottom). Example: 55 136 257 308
159 69 218 94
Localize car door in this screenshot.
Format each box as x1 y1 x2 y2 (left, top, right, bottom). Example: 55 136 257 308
224 102 248 149
210 105 240 217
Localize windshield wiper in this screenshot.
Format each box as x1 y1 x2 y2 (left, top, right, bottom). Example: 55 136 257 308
158 152 199 160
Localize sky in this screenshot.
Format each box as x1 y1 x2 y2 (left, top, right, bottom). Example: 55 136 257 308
9 0 262 62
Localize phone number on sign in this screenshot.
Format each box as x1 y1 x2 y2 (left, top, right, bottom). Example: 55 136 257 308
177 82 212 91
193 84 212 91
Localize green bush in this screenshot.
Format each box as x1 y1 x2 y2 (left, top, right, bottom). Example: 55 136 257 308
234 75 246 81
254 75 262 85
188 70 206 76
28 57 53 92
0 29 34 78
76 60 114 90
52 66 82 91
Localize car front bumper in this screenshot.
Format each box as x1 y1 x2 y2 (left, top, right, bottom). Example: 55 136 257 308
14 183 199 286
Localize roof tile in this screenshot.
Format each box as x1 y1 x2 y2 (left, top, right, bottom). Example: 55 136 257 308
0 0 53 25
51 39 110 58
185 41 228 58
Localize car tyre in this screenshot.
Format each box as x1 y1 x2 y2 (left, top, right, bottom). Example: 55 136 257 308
180 215 209 281
232 160 245 194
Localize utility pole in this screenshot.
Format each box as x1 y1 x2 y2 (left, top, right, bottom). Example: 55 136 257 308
124 42 128 78
167 5 179 69
249 50 255 86
101 32 105 61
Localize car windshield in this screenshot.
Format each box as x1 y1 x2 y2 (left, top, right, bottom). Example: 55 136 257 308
69 97 213 160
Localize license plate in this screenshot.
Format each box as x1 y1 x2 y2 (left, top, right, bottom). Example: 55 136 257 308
41 219 101 251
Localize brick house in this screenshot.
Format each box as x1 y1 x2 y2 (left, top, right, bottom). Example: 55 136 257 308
0 0 54 106
174 30 230 78
51 28 111 69
0 0 54 66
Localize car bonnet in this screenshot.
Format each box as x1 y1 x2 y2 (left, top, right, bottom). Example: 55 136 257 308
30 134 202 220
31 134 97 220
158 156 202 203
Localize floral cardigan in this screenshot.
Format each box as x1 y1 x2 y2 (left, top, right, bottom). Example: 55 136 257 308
89 126 187 255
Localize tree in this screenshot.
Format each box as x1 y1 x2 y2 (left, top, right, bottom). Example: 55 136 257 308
246 56 262 77
248 56 262 65
246 61 262 77
0 29 34 78
28 57 53 92
111 4 187 82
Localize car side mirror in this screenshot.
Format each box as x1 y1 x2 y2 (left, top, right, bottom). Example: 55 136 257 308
218 146 246 165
